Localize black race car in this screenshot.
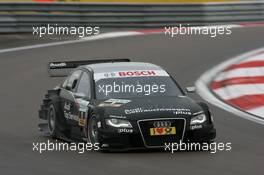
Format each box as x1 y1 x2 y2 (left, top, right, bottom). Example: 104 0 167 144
39 59 216 151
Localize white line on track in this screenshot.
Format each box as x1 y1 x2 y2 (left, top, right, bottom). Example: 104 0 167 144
0 31 143 54
0 24 253 54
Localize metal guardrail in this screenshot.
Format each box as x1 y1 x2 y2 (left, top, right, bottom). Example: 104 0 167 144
0 2 264 33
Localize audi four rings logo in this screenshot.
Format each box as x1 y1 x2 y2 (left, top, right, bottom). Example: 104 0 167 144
153 121 171 128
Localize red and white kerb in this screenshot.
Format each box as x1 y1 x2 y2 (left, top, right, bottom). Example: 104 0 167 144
210 50 264 116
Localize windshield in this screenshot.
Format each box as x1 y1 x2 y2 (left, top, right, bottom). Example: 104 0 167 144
95 76 183 100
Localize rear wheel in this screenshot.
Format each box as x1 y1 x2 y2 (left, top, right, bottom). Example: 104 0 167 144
46 95 67 138
47 104 58 137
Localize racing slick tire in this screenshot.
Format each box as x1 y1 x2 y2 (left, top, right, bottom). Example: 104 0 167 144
47 95 66 138
47 104 58 137
87 113 100 145
86 113 107 152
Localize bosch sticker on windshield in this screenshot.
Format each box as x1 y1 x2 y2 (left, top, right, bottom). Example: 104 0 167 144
94 70 169 80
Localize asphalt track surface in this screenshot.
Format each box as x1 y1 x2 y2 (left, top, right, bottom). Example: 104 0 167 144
0 26 263 175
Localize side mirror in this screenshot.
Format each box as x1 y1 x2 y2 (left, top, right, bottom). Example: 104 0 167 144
186 86 196 93
74 92 86 99
65 79 78 90
65 84 71 90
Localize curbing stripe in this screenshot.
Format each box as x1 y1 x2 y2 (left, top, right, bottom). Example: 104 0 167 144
196 47 264 125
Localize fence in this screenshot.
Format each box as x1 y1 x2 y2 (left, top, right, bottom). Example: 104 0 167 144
0 1 264 33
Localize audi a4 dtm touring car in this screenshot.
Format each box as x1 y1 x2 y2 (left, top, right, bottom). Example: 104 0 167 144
38 59 216 151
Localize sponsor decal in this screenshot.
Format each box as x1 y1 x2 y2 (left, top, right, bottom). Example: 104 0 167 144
190 124 203 130
76 99 90 108
98 99 131 107
76 99 89 112
124 107 192 115
117 128 133 133
150 127 176 136
103 72 116 78
63 102 78 122
64 103 71 111
173 109 191 115
94 70 169 80
75 99 89 126
49 62 67 68
118 70 156 77
79 109 88 126
78 118 86 126
65 113 79 121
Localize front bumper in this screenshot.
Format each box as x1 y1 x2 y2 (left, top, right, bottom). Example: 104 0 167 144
184 124 216 143
98 123 216 150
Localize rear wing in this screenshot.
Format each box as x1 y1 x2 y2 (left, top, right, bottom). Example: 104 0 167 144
48 58 130 77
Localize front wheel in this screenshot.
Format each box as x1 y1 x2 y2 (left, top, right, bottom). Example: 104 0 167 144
87 114 99 145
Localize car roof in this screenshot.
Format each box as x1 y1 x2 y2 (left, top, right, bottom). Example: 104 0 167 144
81 62 164 73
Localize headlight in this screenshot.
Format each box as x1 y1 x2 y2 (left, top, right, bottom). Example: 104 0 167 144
105 118 132 128
190 113 206 125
